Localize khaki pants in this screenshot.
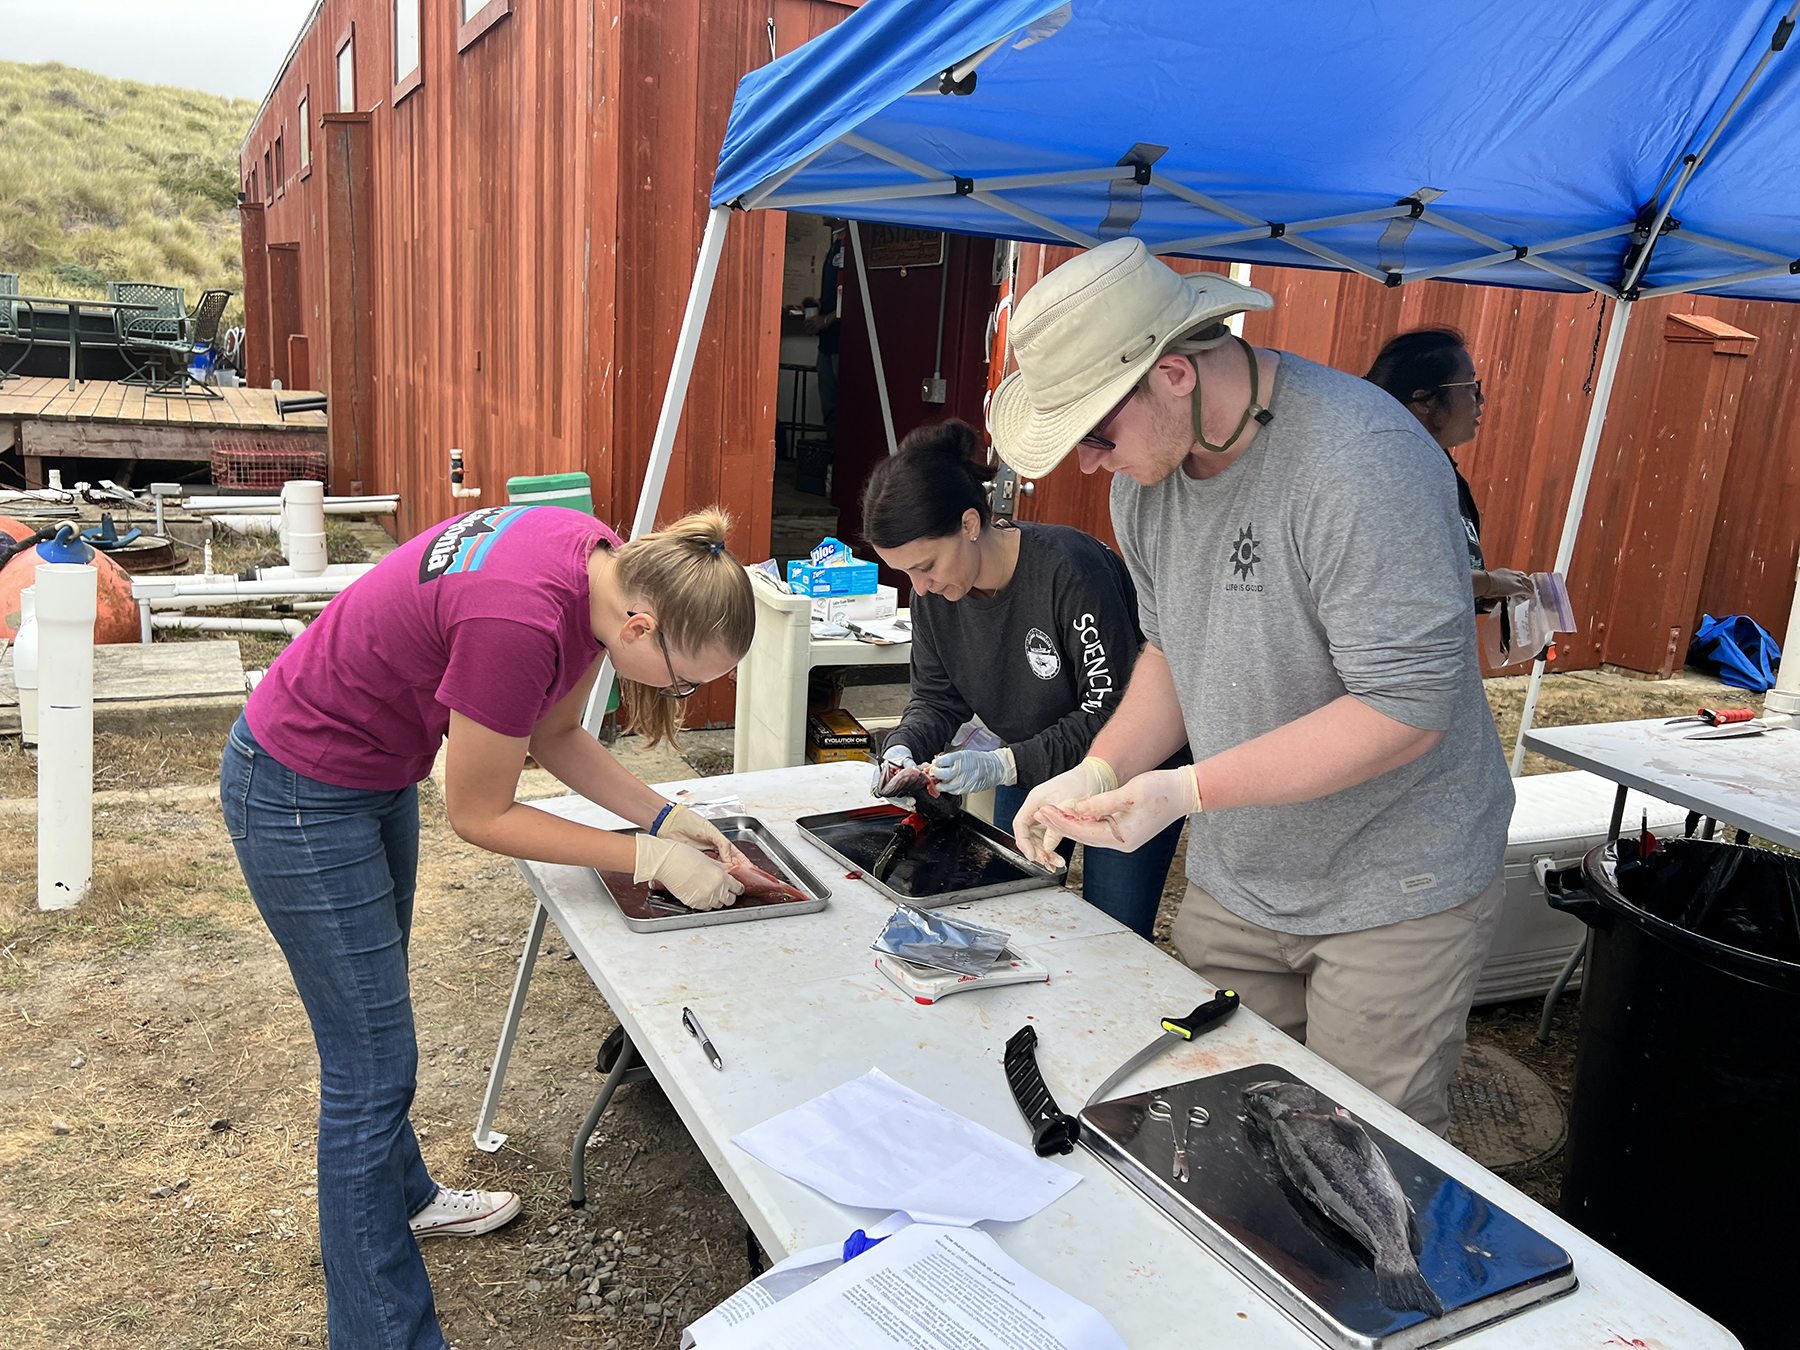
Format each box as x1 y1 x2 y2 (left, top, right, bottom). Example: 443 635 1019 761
1171 873 1504 1135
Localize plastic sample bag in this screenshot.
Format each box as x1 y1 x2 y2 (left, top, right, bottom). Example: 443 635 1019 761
1481 571 1576 669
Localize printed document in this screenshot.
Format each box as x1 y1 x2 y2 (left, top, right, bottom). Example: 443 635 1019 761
691 1224 1125 1350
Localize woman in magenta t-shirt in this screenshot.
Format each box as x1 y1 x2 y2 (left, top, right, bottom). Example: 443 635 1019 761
221 505 754 1350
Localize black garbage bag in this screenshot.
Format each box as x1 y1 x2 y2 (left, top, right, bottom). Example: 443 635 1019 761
1614 836 1800 965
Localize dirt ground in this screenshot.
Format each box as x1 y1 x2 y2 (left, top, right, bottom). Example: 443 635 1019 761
0 668 1766 1347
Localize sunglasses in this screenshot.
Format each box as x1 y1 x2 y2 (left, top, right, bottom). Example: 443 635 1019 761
1077 386 1139 452
625 610 700 699
1439 378 1484 403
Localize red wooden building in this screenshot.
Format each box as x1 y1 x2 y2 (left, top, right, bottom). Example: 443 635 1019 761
241 0 1797 700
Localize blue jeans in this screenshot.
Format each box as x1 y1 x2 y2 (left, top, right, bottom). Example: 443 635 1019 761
220 717 446 1350
995 783 1184 941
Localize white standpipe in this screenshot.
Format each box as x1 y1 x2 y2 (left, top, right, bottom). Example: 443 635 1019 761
282 479 329 578
1762 551 1800 727
14 586 38 747
37 563 96 911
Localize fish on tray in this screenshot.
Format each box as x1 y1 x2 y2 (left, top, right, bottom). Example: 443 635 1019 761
875 761 941 800
647 855 809 906
1241 1080 1444 1319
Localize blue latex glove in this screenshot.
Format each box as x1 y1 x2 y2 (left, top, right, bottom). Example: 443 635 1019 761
929 747 1018 796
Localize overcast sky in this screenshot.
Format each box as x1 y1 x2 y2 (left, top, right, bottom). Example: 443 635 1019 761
0 0 319 103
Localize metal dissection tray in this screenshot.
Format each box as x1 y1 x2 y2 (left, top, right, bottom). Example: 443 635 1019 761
1079 1064 1576 1350
592 815 829 933
795 803 1065 907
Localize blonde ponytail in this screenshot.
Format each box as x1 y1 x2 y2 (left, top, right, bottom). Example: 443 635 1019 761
613 507 755 748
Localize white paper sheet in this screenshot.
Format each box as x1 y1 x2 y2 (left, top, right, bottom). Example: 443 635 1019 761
692 1224 1126 1350
680 1214 915 1349
730 1069 1080 1226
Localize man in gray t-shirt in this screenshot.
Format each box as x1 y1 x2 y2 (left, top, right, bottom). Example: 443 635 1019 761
990 239 1513 1134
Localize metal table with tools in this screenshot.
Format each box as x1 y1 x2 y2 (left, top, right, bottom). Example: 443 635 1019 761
473 760 1738 1349
1524 716 1800 852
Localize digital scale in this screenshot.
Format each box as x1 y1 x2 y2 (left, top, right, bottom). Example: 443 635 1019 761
875 946 1051 1003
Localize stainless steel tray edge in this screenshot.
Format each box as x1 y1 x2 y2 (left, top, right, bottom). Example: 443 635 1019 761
593 815 830 933
793 806 1065 907
1078 1117 1578 1350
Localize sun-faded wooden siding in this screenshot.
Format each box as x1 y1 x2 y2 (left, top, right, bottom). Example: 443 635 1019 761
242 0 859 725
1014 248 1800 676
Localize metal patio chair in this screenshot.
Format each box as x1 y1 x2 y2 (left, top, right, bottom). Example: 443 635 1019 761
0 273 32 384
113 282 227 399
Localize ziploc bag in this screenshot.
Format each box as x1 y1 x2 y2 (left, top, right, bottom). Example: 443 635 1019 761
1482 571 1576 669
872 904 1010 978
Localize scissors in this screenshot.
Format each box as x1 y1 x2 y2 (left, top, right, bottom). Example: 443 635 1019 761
1148 1097 1210 1182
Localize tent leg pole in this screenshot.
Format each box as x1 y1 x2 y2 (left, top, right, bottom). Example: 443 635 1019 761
1510 298 1634 776
582 204 733 737
1763 550 1800 726
848 221 898 455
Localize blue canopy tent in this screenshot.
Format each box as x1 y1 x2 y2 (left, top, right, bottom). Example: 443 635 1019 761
587 0 1800 754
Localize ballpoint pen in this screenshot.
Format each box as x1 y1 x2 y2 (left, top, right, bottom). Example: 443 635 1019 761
682 1006 723 1070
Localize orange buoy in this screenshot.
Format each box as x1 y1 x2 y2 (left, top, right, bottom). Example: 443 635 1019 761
0 538 139 643
0 517 34 544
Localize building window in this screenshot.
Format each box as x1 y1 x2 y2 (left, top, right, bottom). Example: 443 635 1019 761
337 35 355 112
395 0 420 84
459 0 512 51
274 134 286 194
247 168 259 203
264 149 273 204
298 92 311 173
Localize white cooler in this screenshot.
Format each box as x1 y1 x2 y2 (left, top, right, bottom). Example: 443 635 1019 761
1475 769 1690 1005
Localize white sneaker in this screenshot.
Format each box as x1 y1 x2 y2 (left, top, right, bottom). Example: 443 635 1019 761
408 1185 522 1238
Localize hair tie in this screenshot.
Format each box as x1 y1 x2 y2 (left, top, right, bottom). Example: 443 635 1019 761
707 540 725 556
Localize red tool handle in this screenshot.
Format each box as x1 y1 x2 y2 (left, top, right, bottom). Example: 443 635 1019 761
1700 707 1755 725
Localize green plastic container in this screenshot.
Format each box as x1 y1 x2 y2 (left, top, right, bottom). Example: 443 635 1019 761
506 471 594 514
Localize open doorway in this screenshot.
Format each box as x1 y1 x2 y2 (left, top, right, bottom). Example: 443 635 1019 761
771 213 841 565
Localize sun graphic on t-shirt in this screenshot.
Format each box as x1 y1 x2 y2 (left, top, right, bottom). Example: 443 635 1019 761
1229 524 1262 580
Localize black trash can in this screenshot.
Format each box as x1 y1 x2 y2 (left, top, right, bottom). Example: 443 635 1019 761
1550 837 1800 1348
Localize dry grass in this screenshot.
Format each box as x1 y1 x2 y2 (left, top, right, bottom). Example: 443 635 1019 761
0 62 253 325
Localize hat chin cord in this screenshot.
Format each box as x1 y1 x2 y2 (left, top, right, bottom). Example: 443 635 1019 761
1189 337 1273 454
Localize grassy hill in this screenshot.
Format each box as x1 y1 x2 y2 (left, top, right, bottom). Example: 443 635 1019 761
0 61 254 317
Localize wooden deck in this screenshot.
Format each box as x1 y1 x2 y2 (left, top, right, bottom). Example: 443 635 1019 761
0 377 327 485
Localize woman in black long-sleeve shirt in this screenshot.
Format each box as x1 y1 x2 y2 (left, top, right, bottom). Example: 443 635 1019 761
860 419 1184 938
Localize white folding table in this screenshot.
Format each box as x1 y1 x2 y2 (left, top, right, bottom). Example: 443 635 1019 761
472 760 1740 1349
1524 717 1800 852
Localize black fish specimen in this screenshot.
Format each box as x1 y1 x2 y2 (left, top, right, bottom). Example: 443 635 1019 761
1242 1080 1444 1319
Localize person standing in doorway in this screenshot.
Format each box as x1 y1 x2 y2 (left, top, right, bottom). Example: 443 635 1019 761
1364 329 1532 610
991 239 1513 1135
805 221 846 445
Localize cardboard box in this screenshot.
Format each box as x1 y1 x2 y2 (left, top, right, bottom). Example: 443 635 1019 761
807 708 870 749
807 742 874 765
811 585 898 625
788 555 880 597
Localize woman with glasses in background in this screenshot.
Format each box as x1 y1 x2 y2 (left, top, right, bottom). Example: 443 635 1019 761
1365 329 1532 609
219 503 754 1350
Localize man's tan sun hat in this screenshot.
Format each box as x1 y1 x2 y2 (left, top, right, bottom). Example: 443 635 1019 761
989 237 1274 478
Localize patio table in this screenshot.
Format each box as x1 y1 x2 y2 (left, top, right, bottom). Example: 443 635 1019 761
471 759 1740 1349
8 294 163 391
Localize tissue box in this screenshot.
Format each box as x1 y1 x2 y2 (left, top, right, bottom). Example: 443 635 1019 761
812 585 897 625
787 556 879 597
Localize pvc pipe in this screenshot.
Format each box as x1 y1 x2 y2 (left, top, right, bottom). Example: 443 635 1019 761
37 563 96 911
1762 551 1800 725
14 586 38 746
1511 299 1634 776
183 497 397 514
848 220 899 456
282 479 328 578
581 203 734 736
152 614 305 637
132 574 363 601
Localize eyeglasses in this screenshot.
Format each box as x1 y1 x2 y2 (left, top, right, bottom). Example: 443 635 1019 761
1440 378 1484 404
625 610 701 699
1077 387 1138 452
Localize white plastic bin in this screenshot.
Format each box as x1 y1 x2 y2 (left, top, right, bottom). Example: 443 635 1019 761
1476 769 1690 1004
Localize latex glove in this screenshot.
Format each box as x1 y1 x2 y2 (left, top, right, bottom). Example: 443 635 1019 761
871 744 916 797
1475 568 1533 601
633 833 744 911
654 803 748 871
1011 756 1118 867
929 746 1017 796
1037 765 1200 854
